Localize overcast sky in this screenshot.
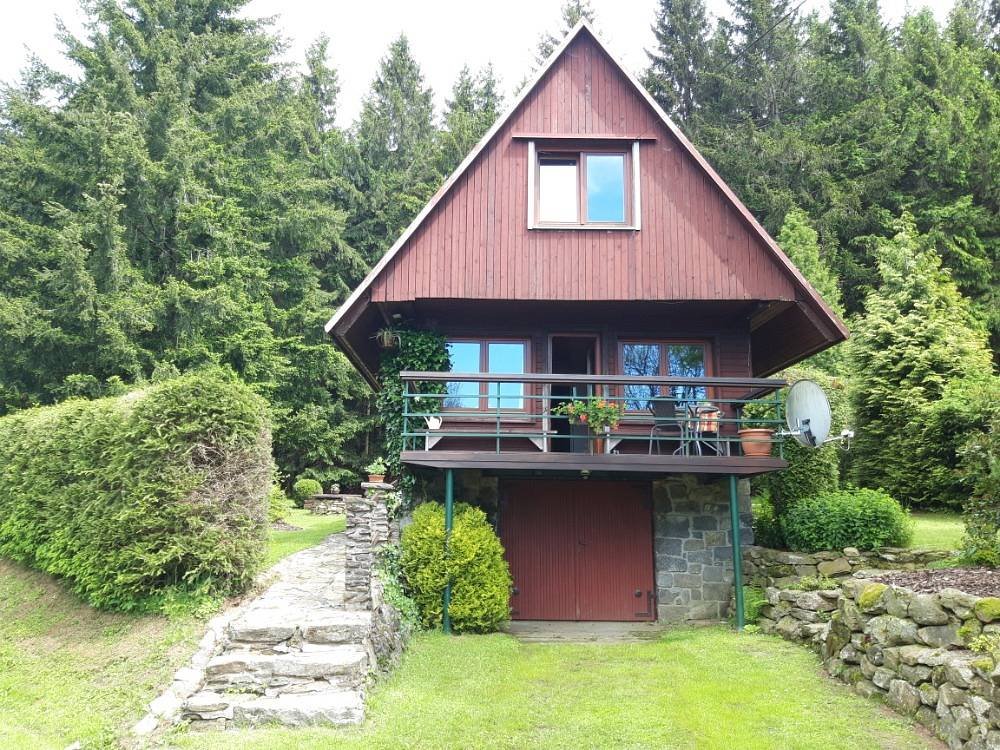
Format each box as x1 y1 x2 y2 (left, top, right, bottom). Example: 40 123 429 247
0 0 953 128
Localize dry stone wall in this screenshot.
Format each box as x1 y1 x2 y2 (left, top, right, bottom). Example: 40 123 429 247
304 493 349 515
760 577 1000 749
745 545 953 588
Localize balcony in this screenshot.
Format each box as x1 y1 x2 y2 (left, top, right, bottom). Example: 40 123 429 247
399 371 789 476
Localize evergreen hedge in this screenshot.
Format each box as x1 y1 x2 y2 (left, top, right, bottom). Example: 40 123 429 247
0 372 273 611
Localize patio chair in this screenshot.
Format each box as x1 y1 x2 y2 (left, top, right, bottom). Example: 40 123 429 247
648 399 686 455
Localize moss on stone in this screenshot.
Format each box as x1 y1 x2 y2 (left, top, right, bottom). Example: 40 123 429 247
858 583 888 612
958 619 982 643
974 597 1000 623
971 657 995 673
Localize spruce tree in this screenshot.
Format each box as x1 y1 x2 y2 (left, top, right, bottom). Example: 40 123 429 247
345 35 441 265
438 65 504 175
0 0 370 485
644 0 710 123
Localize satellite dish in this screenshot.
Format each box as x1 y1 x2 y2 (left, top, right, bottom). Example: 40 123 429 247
785 380 832 448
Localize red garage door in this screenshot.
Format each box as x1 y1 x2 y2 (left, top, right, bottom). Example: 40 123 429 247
499 480 655 621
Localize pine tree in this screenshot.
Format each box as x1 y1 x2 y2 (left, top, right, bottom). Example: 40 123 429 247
644 0 710 123
850 214 994 507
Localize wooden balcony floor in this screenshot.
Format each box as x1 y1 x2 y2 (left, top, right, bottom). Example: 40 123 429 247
400 450 786 476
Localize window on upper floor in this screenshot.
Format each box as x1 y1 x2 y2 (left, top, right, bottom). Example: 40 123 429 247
444 339 528 410
529 142 639 229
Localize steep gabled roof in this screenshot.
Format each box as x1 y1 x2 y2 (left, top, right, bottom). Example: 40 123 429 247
326 20 848 376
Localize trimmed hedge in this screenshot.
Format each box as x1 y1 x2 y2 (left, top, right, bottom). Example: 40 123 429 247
780 488 913 553
292 477 323 507
0 372 273 611
400 502 511 633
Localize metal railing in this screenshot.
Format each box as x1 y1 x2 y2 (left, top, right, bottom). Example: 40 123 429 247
399 371 787 458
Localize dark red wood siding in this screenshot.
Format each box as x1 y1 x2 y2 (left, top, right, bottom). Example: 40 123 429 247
500 480 655 621
370 33 797 305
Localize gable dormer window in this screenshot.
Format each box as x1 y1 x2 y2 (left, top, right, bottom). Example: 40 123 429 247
528 141 640 229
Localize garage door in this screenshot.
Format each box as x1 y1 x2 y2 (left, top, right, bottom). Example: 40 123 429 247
499 480 655 621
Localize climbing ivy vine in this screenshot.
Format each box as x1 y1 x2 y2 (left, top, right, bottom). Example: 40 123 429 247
375 329 449 505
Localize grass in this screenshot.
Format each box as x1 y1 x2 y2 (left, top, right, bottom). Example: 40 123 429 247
909 511 964 551
0 559 204 750
266 508 346 567
170 629 935 750
0 508 345 750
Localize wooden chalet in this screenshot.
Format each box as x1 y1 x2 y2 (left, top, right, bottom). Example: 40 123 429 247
326 21 847 626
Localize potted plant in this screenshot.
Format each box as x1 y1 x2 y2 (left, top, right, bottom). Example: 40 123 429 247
737 402 776 458
552 398 624 454
374 327 400 349
365 457 388 483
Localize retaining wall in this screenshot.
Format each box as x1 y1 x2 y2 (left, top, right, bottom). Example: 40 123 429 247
760 577 1000 749
745 545 953 588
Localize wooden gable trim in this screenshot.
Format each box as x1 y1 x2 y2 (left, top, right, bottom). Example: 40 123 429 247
512 133 658 141
326 20 848 344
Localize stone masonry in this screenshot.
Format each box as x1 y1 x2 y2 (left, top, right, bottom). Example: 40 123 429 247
304 493 349 515
760 575 1000 750
133 483 403 736
653 475 752 622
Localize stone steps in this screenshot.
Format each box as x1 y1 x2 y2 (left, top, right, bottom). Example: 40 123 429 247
204 646 368 692
231 689 365 727
228 607 372 647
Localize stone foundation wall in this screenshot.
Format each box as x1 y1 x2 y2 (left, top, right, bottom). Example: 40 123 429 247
745 546 953 589
304 493 350 515
760 578 1000 749
653 476 752 622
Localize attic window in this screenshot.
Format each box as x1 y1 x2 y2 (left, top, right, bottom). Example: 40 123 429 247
528 141 640 229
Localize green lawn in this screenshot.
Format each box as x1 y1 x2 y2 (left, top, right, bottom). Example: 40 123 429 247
266 508 346 567
170 629 934 750
0 509 345 750
909 511 964 551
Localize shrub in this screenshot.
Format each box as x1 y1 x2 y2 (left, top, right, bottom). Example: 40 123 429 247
292 477 323 507
0 371 273 611
780 488 913 553
742 586 767 625
375 544 421 633
751 495 785 549
268 486 293 523
400 502 512 633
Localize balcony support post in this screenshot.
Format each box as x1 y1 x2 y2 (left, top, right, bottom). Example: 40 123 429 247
442 467 455 634
728 474 745 631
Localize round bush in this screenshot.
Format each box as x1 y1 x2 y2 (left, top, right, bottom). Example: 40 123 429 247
292 477 323 507
0 371 273 611
780 488 913 553
400 502 512 633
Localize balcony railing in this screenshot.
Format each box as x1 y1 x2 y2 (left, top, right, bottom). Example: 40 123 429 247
399 371 787 459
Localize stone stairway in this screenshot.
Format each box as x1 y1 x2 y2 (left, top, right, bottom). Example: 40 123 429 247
181 533 376 729
134 486 402 736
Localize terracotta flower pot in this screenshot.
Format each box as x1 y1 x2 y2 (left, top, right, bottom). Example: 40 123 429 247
591 436 605 455
738 428 774 457
368 473 385 483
